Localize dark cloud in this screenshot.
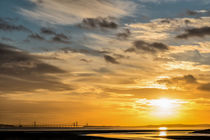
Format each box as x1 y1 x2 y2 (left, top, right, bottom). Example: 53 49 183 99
176 26 210 39
40 27 56 35
29 29 70 43
40 27 71 43
183 75 198 84
184 19 191 25
0 18 30 32
60 46 110 57
0 42 70 92
160 18 171 24
198 83 210 91
28 33 45 40
186 10 208 16
157 75 197 89
113 53 128 59
186 10 199 16
79 17 118 29
80 59 90 63
117 29 131 40
157 73 210 92
125 48 136 53
158 75 197 85
104 55 119 64
51 33 70 44
126 40 168 53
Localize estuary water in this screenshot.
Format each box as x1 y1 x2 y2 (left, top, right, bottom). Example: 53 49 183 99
86 127 210 140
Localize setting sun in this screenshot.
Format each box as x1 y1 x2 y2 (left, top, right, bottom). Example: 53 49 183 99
148 98 187 118
150 98 175 110
159 127 168 130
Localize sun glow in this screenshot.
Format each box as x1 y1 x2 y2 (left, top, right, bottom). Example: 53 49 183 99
159 127 167 130
136 98 188 120
150 98 175 110
149 98 186 118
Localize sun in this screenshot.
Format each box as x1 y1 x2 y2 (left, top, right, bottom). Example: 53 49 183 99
159 127 167 130
149 98 181 117
150 98 174 110
136 98 187 118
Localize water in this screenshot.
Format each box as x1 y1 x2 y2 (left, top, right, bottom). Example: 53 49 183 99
1 127 210 140
86 129 210 140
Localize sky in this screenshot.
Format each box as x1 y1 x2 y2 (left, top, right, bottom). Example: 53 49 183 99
1 0 210 126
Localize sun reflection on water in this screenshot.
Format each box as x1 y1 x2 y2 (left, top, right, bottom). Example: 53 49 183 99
158 127 167 137
159 131 167 136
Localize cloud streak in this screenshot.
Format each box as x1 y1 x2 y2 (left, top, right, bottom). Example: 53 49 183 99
19 0 136 25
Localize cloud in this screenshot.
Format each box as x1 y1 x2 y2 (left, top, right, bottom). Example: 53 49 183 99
0 42 70 92
117 29 131 40
186 10 208 16
51 33 70 44
80 59 91 63
156 74 210 92
128 17 210 43
28 33 45 40
176 26 210 39
28 31 70 44
19 0 136 25
40 27 70 43
157 75 198 90
126 40 168 53
158 75 197 85
40 27 56 35
0 18 30 32
198 83 210 91
79 17 118 29
104 55 119 64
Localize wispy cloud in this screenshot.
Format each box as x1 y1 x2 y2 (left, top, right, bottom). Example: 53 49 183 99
19 0 136 25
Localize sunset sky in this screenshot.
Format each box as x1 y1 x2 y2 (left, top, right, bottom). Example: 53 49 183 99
1 0 210 126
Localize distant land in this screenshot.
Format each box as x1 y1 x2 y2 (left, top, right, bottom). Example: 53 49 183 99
1 123 210 129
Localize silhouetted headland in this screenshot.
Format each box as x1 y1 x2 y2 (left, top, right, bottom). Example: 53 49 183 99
192 129 210 134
